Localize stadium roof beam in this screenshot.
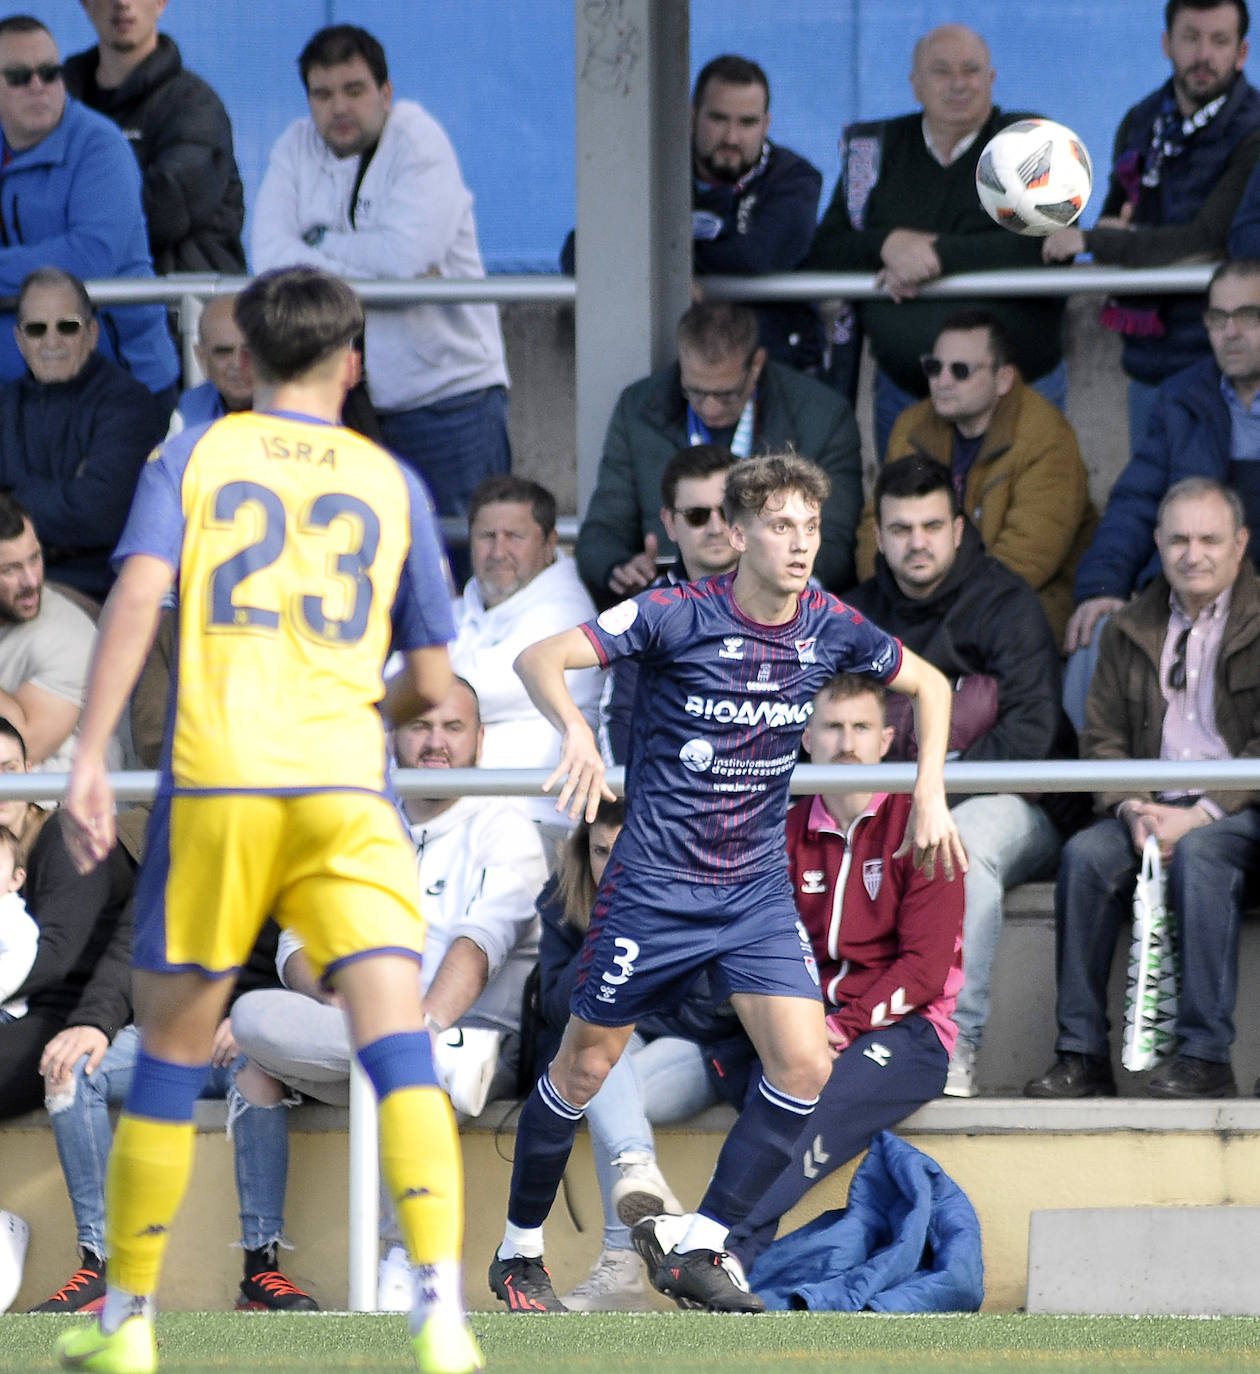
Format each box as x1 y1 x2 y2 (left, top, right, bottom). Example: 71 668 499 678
573 0 693 513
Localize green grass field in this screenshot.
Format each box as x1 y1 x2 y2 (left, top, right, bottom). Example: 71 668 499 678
4 1312 1260 1373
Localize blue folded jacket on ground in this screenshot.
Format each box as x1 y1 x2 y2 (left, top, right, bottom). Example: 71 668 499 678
747 1131 984 1312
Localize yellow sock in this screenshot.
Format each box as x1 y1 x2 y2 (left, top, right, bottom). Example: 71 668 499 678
105 1113 196 1296
379 1085 463 1266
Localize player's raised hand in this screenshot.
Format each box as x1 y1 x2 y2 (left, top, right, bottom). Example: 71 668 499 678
896 789 968 882
63 754 116 874
543 718 615 823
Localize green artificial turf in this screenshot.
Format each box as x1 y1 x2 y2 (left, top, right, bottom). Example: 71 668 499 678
5 1311 1260 1373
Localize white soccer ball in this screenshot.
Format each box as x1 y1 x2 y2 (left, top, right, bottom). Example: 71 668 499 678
975 118 1093 237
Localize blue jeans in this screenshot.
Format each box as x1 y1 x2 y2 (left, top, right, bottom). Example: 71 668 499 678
874 359 1069 465
950 795 1062 1050
47 1024 289 1257
1062 614 1111 734
1054 810 1260 1062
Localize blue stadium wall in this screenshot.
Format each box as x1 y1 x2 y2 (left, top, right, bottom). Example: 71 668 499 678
26 1 1241 272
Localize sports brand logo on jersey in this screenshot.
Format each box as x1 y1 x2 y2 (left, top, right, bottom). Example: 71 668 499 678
863 1041 892 1067
800 869 826 894
871 641 897 675
862 859 883 900
718 636 745 660
597 600 639 635
679 738 715 773
795 638 817 666
795 918 820 986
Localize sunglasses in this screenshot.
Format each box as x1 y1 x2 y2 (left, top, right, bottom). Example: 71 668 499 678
19 317 84 339
1 63 63 88
674 505 727 528
1167 625 1192 693
920 355 993 381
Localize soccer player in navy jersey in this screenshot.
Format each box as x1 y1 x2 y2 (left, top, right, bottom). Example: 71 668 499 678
489 452 965 1314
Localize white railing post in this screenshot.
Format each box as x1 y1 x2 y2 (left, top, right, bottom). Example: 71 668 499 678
347 1057 380 1312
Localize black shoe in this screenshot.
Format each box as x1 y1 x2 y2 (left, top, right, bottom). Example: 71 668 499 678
488 1253 567 1313
1023 1052 1117 1098
1146 1054 1237 1099
631 1218 764 1314
236 1244 319 1311
28 1252 105 1312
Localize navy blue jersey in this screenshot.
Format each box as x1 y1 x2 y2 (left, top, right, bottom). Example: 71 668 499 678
580 572 902 881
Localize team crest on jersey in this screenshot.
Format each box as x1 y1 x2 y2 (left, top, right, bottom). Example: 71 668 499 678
747 664 777 692
679 738 714 773
862 859 883 900
800 870 826 895
718 636 745 660
597 600 639 635
795 637 817 666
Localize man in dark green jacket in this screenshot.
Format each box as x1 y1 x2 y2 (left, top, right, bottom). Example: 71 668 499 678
575 302 862 600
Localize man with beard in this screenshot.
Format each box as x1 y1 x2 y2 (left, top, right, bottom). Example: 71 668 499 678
1044 0 1260 451
0 493 95 772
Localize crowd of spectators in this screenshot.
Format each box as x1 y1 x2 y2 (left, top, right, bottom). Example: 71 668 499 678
4 0 1260 1320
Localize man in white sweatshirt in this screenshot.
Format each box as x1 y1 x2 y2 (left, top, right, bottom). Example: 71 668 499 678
451 476 604 839
251 23 510 528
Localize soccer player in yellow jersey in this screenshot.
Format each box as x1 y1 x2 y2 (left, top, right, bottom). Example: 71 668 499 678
56 267 482 1374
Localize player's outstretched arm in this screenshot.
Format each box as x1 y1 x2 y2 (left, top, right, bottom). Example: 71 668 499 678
515 627 614 823
382 645 454 729
886 648 968 882
65 554 172 875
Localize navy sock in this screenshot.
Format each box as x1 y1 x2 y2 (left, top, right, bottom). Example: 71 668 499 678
698 1075 817 1229
506 1073 585 1230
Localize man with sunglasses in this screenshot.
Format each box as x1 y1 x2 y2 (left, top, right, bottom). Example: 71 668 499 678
852 310 1095 644
576 301 861 602
1027 476 1260 1101
0 17 177 408
0 267 166 601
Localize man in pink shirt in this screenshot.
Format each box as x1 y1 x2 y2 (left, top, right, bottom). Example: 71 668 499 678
725 671 964 1270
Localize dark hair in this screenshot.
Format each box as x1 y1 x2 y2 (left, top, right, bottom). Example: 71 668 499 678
0 493 32 543
723 451 830 525
0 717 28 763
0 15 50 41
676 301 760 366
558 798 625 932
1158 475 1247 531
18 267 94 324
874 454 960 524
936 308 1011 368
660 444 734 509
1165 0 1248 39
815 672 887 713
299 25 388 87
1210 257 1260 292
692 54 770 109
467 475 557 539
233 268 363 386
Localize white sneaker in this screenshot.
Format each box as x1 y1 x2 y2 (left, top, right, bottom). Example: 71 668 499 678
0 1210 28 1313
378 1243 415 1312
560 1247 651 1312
610 1150 683 1227
943 1040 977 1098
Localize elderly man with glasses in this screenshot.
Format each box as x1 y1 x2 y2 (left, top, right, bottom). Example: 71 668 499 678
0 17 178 412
576 301 862 602
0 267 166 601
1027 475 1260 1101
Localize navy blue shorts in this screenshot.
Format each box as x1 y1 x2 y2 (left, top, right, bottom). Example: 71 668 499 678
570 860 822 1027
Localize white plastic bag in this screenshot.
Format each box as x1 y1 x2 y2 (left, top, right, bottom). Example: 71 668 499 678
1121 836 1179 1072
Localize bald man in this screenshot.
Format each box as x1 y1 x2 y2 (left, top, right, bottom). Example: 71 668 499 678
167 296 252 436
807 23 1067 460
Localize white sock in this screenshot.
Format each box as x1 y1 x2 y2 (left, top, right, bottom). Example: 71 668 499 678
498 1222 545 1260
676 1212 729 1255
101 1284 153 1334
409 1259 464 1335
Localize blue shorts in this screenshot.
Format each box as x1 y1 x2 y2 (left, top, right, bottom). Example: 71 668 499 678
570 861 821 1027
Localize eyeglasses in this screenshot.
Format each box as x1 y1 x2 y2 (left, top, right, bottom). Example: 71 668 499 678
680 360 755 406
1203 305 1260 330
18 317 83 339
674 505 727 528
920 355 993 381
1167 625 1191 693
1 63 63 88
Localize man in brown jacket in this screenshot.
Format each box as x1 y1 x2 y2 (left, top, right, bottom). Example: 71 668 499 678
1026 476 1260 1100
854 310 1094 640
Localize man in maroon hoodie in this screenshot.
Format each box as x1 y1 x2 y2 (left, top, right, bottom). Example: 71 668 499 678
726 671 964 1270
